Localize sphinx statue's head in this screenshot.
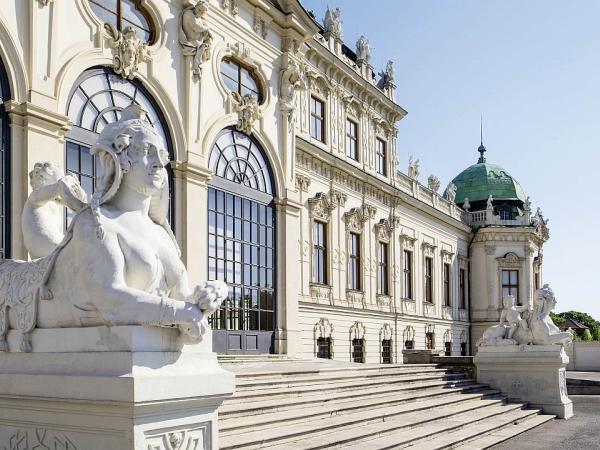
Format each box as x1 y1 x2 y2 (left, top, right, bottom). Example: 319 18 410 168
90 104 169 204
534 284 556 313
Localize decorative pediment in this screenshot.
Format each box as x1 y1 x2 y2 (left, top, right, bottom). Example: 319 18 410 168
400 234 417 250
314 318 333 338
344 207 367 233
458 255 469 269
422 242 437 258
441 249 454 264
497 252 522 269
425 323 435 334
375 215 399 243
443 329 452 343
403 325 415 342
350 321 366 340
308 192 335 221
306 71 332 97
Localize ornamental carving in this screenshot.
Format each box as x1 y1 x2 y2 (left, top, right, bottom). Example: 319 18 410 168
5 429 77 449
295 174 311 192
400 234 416 251
314 317 333 338
443 329 452 344
346 290 365 308
232 93 260 135
308 192 336 221
376 294 392 310
441 249 454 264
179 0 213 81
350 321 366 340
497 252 521 269
375 215 399 243
306 72 331 97
423 302 435 317
422 242 436 258
221 0 238 15
442 306 453 320
280 58 305 123
427 175 440 192
146 425 208 450
403 299 416 314
310 283 332 305
253 12 268 39
380 323 392 342
344 207 368 233
484 244 496 256
329 189 347 207
105 24 149 80
403 325 415 344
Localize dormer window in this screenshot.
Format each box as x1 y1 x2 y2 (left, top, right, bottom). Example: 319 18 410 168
89 0 154 43
220 59 262 102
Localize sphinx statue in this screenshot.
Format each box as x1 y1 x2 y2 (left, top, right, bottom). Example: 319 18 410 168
477 284 572 347
0 105 227 352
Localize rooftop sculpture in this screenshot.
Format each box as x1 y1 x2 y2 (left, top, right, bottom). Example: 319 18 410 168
0 105 227 352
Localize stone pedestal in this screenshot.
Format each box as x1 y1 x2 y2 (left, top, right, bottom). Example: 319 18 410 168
0 326 235 449
474 345 572 419
402 349 442 364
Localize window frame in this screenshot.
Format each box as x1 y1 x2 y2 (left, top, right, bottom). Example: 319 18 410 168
220 58 263 103
501 269 520 305
403 250 413 300
347 231 361 291
88 0 155 43
425 256 434 303
375 137 387 176
310 96 326 143
377 241 389 295
443 263 451 307
345 117 359 161
312 220 328 285
351 338 365 363
381 339 392 364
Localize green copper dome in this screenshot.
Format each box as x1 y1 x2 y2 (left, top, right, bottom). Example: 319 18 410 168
451 161 527 206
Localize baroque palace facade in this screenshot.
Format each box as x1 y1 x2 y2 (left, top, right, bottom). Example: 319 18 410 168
0 0 549 361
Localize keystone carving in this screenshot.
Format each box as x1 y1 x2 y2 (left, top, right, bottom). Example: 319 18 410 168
105 24 149 80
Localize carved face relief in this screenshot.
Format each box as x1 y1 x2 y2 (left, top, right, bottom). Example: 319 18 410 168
120 129 169 195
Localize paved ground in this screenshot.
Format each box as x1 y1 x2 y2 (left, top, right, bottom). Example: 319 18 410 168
491 395 600 450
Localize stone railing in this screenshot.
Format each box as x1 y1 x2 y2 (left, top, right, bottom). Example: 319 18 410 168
462 209 533 228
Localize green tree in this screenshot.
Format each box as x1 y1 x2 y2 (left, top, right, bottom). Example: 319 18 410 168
582 329 593 341
550 312 566 326
556 311 600 341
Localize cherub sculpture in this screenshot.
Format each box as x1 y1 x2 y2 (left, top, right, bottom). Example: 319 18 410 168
179 0 213 81
499 295 528 340
0 105 227 352
445 182 457 203
22 162 87 259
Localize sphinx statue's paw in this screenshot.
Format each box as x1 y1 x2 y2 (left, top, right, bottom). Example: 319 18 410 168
178 316 209 342
195 280 229 315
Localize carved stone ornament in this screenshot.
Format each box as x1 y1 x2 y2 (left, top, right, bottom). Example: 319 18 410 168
232 93 260 135
253 12 268 39
441 249 454 264
306 72 330 97
37 0 54 5
0 105 227 352
280 58 305 123
403 325 415 343
221 0 238 15
105 24 150 80
179 0 214 82
376 294 392 310
308 192 336 221
375 217 397 243
423 302 435 317
350 321 366 340
422 242 436 258
5 429 77 449
295 173 311 192
344 207 367 233
329 189 347 208
380 323 393 341
427 175 441 192
323 6 343 40
314 318 334 357
497 252 521 269
400 234 416 250
310 283 332 305
442 306 453 321
477 284 573 347
346 290 365 308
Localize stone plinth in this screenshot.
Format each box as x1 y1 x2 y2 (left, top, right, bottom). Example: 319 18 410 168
402 349 442 364
474 345 572 419
0 326 235 449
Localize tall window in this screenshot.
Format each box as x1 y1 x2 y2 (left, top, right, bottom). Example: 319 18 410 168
443 263 451 307
377 242 389 295
375 138 386 176
0 58 10 259
345 118 358 160
89 0 154 43
310 96 325 142
207 128 276 335
459 268 466 309
317 337 332 359
502 270 519 305
381 339 392 364
403 250 413 299
425 257 433 303
425 332 434 350
352 338 365 363
312 221 327 284
220 59 262 102
348 232 361 290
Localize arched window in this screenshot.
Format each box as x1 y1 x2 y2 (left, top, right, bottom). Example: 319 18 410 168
208 128 276 354
0 57 10 259
65 67 174 222
220 59 263 103
88 0 155 43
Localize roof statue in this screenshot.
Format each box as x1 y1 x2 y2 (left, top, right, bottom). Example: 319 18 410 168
408 156 420 180
0 105 228 352
323 6 343 39
463 197 471 212
445 182 457 203
427 175 440 192
355 35 371 65
377 60 395 89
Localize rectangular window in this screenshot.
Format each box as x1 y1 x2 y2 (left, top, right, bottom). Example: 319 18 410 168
317 337 332 359
444 341 452 356
312 221 327 284
345 118 358 160
377 242 389 295
381 339 392 364
425 257 433 303
310 96 325 142
459 268 466 309
403 250 413 299
502 269 519 305
348 232 361 290
352 338 365 363
375 138 387 176
443 263 451 307
425 332 434 350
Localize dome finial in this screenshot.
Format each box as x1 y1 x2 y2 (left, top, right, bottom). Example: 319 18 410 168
478 115 486 163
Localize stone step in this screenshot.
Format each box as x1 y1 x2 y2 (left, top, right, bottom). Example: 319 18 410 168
225 374 472 404
220 396 519 449
233 371 468 397
220 379 482 414
235 367 457 390
451 413 555 449
220 388 502 435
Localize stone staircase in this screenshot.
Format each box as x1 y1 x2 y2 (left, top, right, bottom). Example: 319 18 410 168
218 361 555 449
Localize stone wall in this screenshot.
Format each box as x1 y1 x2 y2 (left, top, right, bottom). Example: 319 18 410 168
566 341 600 371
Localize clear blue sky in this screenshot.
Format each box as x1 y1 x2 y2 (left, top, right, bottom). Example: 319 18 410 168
301 0 600 320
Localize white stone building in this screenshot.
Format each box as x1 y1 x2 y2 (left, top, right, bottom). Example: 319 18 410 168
0 0 549 361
